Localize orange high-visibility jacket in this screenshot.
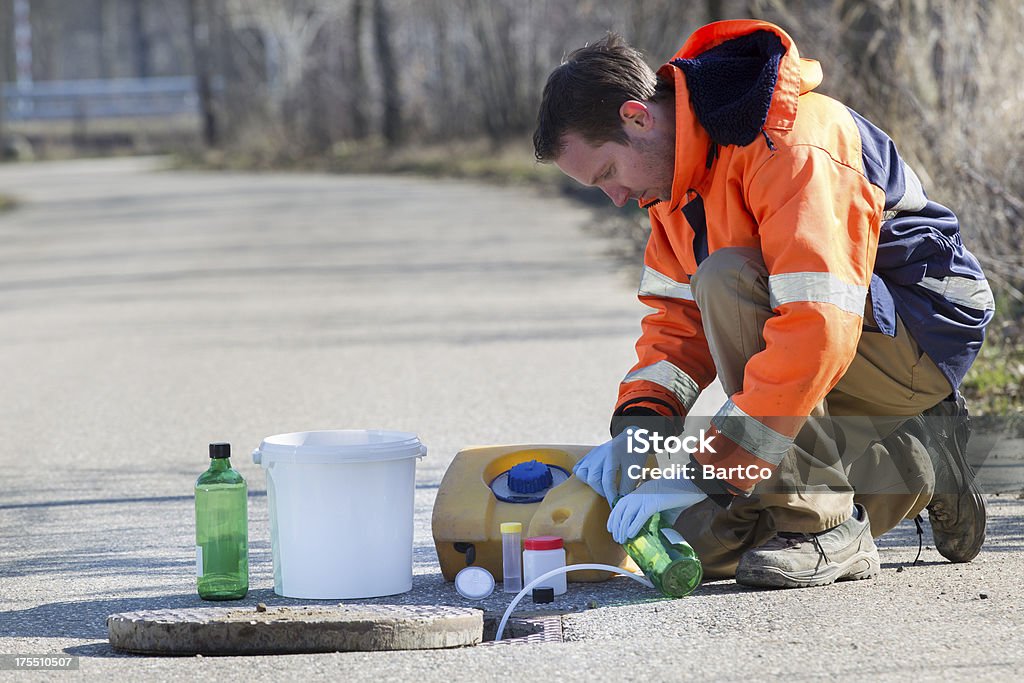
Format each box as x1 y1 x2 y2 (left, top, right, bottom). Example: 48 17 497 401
613 20 992 496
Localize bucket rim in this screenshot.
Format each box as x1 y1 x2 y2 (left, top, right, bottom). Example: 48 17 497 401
253 429 427 465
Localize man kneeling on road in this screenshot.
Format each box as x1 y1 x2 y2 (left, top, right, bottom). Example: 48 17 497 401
534 20 993 588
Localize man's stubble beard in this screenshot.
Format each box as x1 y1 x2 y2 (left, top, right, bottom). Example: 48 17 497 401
633 135 675 201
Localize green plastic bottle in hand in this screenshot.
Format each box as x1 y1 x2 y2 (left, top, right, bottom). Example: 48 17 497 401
622 511 702 598
195 442 248 600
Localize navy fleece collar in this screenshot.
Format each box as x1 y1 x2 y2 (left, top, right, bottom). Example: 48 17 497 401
671 31 786 147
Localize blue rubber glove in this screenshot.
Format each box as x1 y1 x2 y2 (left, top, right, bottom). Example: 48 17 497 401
572 430 647 504
607 478 707 543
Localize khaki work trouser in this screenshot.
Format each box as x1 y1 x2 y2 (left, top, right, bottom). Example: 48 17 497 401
673 248 952 578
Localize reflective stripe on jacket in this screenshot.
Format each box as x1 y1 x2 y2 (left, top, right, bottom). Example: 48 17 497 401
613 20 992 495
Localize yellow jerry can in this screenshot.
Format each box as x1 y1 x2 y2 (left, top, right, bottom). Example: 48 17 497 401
431 444 637 583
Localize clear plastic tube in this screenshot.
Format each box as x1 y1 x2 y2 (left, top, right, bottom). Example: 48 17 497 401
494 563 654 641
501 525 523 593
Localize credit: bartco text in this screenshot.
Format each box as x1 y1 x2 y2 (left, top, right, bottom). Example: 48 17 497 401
626 463 774 482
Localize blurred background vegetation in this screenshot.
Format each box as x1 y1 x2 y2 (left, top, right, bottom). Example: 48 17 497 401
1 0 1021 416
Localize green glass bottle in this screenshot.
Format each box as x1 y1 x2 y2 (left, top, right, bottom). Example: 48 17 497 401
195 442 248 600
623 512 702 598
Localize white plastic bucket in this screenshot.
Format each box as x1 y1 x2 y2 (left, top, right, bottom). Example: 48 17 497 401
252 430 427 599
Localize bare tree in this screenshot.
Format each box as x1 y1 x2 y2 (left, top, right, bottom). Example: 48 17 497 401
349 0 368 140
223 0 337 142
131 0 151 78
373 0 401 147
188 0 218 147
0 83 5 161
0 1 5 158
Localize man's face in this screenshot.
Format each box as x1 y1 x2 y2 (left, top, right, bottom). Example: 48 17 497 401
554 129 675 208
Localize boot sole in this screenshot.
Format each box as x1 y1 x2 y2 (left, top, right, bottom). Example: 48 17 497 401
735 551 880 589
928 482 986 563
925 395 986 563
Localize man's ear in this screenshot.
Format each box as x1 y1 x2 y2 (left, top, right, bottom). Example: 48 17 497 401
619 100 653 131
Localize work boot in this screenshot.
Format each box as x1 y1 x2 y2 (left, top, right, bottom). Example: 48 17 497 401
735 505 879 589
920 393 986 562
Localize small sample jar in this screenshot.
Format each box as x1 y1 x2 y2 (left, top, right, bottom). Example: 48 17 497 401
500 522 523 593
522 536 567 595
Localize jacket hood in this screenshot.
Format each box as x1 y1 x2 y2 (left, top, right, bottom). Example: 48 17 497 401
671 30 786 147
655 20 823 210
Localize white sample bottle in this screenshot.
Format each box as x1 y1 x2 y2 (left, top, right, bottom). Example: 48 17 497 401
523 536 567 595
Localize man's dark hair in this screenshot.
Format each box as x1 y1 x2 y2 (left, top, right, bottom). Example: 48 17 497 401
533 33 665 162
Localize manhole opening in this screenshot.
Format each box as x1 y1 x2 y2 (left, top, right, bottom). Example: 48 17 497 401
480 613 562 645
482 616 542 641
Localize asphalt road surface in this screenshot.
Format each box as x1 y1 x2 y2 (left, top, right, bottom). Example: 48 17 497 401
0 158 1020 681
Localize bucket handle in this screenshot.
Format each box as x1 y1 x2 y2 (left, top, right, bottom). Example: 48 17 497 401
251 447 262 465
